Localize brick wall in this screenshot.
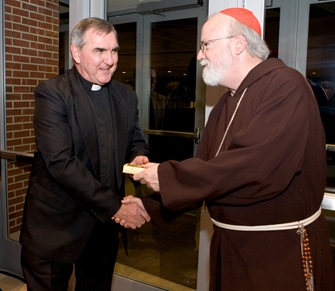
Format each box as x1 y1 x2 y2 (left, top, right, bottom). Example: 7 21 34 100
4 0 59 236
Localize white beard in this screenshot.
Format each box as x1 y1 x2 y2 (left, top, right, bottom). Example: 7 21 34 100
200 59 222 86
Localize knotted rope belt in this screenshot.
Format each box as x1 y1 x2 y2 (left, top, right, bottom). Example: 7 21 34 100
211 207 322 291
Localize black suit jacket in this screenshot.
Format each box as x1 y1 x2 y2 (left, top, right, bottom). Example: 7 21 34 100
20 67 149 263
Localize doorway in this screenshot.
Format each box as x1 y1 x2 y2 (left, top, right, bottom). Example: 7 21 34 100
109 5 207 291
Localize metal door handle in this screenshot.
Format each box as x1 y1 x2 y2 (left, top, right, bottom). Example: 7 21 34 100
326 144 335 152
0 149 34 163
144 128 200 144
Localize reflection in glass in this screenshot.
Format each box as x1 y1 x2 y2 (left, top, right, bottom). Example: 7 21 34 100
149 19 197 163
264 8 280 58
150 67 167 130
305 3 335 187
113 23 137 90
306 3 335 268
113 19 199 290
265 4 335 188
265 4 335 271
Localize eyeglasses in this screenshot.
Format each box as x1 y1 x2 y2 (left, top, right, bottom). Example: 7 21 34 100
199 36 235 53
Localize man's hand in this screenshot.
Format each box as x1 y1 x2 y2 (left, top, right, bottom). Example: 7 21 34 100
112 196 150 229
133 162 160 192
130 155 149 166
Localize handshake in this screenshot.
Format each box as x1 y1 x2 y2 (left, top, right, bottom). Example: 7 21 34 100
112 195 150 229
112 157 160 229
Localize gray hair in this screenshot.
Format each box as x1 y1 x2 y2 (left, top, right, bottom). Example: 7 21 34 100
70 17 118 49
228 18 270 60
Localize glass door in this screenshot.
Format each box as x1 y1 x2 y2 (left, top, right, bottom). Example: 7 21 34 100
0 1 70 280
265 0 335 189
109 4 207 291
289 0 335 194
297 0 335 174
298 0 335 254
0 0 27 277
265 0 335 274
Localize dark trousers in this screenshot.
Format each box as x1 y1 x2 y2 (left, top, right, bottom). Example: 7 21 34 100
21 222 120 291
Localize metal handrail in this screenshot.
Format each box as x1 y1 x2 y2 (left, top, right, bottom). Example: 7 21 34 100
144 127 201 144
0 149 34 163
322 192 335 211
326 144 335 152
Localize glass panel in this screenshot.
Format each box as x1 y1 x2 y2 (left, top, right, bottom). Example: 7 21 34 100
3 1 69 245
265 3 335 189
266 0 335 274
113 19 199 290
113 23 137 90
305 2 335 188
305 1 335 275
149 19 197 163
264 8 280 58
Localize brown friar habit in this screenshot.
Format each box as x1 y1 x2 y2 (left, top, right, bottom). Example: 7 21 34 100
151 58 335 291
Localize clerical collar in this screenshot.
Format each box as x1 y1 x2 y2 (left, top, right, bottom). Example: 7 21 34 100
91 84 102 91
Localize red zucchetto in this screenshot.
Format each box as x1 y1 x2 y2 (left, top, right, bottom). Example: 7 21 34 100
220 8 262 36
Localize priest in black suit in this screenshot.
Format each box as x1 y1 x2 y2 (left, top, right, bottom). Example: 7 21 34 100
20 17 150 291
